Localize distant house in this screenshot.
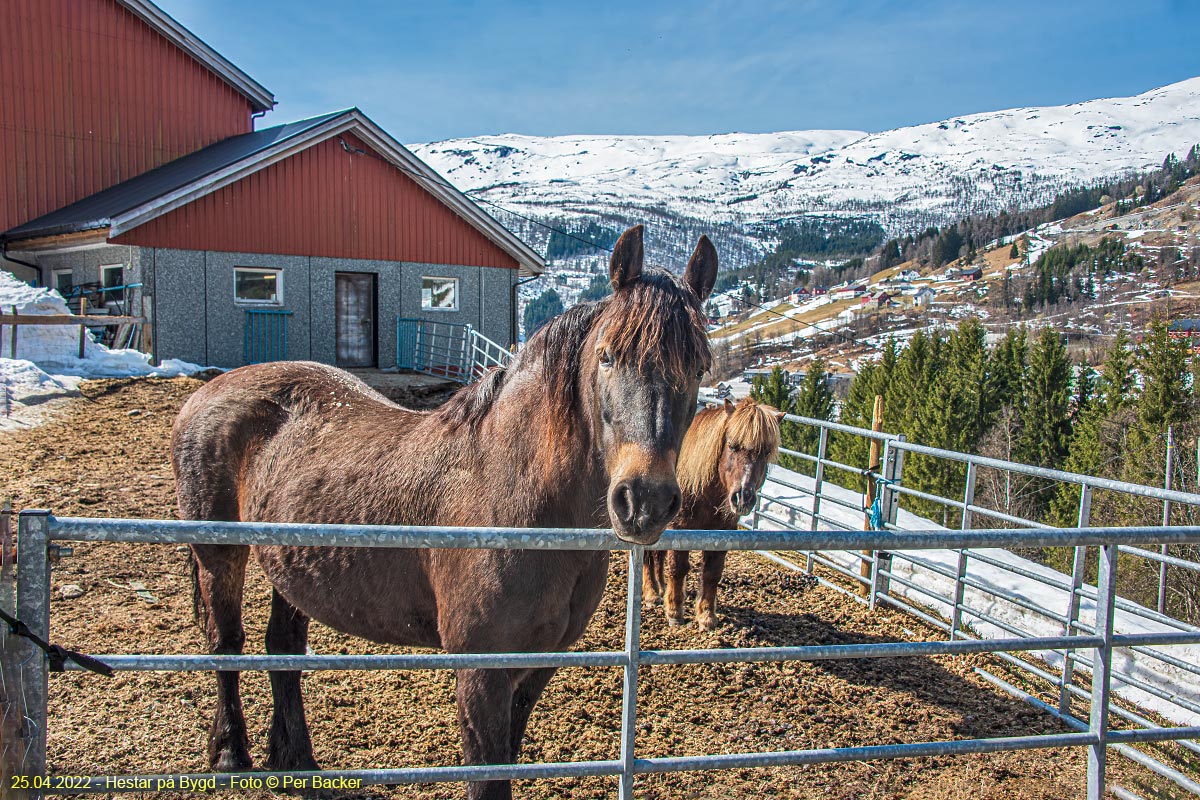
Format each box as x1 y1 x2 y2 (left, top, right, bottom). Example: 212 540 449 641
810 286 829 296
1168 320 1200 353
791 286 812 300
914 286 936 307
947 265 984 281
898 269 921 282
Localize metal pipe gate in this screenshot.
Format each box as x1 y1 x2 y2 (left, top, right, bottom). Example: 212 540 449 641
734 403 1200 797
4 514 1200 798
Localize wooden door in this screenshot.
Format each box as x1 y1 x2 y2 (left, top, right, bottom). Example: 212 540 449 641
335 272 376 368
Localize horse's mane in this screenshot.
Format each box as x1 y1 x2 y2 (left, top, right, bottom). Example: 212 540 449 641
677 398 782 496
436 268 711 432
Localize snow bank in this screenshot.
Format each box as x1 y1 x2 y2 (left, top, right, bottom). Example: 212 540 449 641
753 464 1200 727
1 271 209 427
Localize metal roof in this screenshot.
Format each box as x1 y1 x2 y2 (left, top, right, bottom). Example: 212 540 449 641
3 110 545 276
116 0 275 113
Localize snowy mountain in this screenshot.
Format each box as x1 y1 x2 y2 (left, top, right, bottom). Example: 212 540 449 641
414 78 1200 268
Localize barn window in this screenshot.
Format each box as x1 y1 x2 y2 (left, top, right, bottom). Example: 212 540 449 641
52 269 74 297
101 264 125 303
421 276 459 311
234 268 282 305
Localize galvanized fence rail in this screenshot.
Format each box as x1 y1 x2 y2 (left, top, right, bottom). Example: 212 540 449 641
4 513 1200 799
735 403 1200 797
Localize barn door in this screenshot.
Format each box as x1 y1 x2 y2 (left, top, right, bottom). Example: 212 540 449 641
335 272 376 368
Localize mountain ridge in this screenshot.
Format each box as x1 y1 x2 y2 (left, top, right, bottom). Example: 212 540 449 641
413 77 1200 268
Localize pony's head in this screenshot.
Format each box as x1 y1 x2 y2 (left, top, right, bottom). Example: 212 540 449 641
678 398 783 517
526 225 716 544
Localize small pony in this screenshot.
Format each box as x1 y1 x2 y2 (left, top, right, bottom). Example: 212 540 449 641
644 397 783 629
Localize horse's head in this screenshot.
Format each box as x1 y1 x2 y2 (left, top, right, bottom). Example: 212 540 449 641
584 225 717 544
715 398 784 517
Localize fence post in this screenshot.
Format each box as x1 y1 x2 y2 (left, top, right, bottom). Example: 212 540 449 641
1087 542 1118 800
7 512 51 797
859 397 884 594
867 435 904 610
619 547 644 800
950 462 977 640
1059 485 1092 714
807 427 829 574
1159 426 1174 615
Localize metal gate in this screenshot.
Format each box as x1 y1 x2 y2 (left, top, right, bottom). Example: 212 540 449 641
2 513 1199 799
396 318 512 382
243 309 292 365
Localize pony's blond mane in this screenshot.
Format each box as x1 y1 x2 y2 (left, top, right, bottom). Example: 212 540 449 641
677 398 782 496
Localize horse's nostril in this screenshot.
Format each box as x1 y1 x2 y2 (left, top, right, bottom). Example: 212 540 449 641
612 483 636 523
665 489 681 521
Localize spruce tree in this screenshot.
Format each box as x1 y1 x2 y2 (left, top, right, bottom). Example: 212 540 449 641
789 361 836 476
1018 327 1073 470
1009 241 1020 259
1136 319 1191 431
1097 328 1135 411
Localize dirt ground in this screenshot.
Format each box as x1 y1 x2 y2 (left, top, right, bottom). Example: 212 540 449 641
0 378 1190 799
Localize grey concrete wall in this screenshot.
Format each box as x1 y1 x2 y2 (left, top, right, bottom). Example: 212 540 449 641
27 244 143 310
200 251 311 368
151 249 207 366
1 256 39 285
147 249 517 369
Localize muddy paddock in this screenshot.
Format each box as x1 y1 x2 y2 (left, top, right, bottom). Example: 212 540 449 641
0 378 1184 798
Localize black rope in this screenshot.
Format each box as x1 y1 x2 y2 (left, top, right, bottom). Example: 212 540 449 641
0 606 113 677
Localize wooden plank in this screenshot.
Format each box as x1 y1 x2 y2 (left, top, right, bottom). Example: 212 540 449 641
0 314 145 326
8 305 16 359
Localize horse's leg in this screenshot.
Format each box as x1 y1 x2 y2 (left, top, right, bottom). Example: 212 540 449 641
191 544 252 771
456 667 515 800
695 550 729 631
265 589 319 771
509 667 556 758
642 551 663 607
664 550 689 626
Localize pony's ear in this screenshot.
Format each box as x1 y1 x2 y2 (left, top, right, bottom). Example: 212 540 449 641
773 410 787 421
684 235 719 301
723 398 736 415
609 225 644 290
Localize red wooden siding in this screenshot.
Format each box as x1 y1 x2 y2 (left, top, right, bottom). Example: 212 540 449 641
112 133 521 270
0 0 255 232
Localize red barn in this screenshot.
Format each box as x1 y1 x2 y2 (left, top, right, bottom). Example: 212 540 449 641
0 0 543 368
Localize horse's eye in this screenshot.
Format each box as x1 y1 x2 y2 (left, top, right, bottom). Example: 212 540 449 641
728 444 741 453
695 369 705 380
598 349 614 367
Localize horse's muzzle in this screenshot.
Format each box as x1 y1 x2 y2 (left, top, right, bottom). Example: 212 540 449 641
730 487 757 517
609 476 681 545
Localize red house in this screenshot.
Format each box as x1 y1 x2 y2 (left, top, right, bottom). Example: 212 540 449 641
0 0 543 368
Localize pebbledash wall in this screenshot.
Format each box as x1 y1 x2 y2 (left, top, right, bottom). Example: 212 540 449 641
26 244 515 369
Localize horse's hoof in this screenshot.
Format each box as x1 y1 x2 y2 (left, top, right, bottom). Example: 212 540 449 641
644 596 662 607
666 616 684 627
696 616 718 631
211 749 252 773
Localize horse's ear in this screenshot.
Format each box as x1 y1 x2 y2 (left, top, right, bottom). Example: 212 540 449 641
723 398 735 415
684 235 718 301
772 410 787 421
610 225 644 290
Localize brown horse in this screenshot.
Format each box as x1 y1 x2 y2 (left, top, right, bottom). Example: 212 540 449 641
171 225 717 800
643 398 782 629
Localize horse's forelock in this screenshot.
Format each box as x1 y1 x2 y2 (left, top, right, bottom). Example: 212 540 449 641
595 270 712 386
727 399 782 460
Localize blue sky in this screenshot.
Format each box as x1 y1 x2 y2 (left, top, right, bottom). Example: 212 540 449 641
161 0 1200 143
